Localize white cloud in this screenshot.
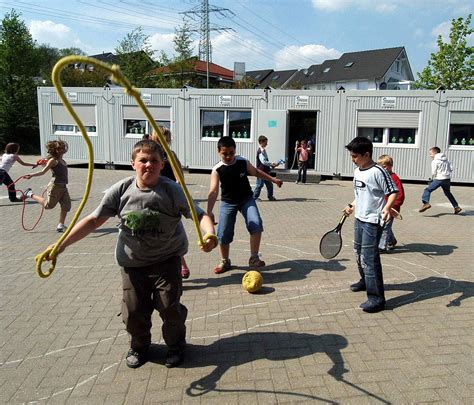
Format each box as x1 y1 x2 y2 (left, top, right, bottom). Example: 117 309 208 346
274 45 341 70
149 33 177 57
431 19 474 48
374 3 396 12
29 20 90 51
210 32 268 70
432 21 452 42
312 0 352 11
312 0 472 13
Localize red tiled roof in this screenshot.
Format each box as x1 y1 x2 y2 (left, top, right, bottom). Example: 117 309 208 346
149 59 234 80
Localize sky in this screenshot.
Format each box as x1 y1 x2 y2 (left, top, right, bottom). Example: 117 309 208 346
1 0 473 78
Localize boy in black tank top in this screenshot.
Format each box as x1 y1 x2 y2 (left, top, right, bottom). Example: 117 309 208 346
207 136 283 274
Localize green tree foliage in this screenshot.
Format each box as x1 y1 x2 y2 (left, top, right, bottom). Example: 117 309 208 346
0 10 39 151
233 76 257 89
115 27 156 87
415 14 473 90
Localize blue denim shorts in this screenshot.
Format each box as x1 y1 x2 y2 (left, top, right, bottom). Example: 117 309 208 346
217 196 264 245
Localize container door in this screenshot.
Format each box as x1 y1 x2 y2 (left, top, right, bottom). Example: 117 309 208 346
257 109 288 168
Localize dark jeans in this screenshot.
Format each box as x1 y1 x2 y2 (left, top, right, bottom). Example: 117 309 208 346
354 218 385 305
253 177 274 199
297 161 308 183
0 169 17 201
121 256 187 351
422 179 459 208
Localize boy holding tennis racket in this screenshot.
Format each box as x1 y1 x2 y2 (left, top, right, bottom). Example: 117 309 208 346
343 137 398 313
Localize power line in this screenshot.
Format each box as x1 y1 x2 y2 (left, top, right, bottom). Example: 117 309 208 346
180 0 234 87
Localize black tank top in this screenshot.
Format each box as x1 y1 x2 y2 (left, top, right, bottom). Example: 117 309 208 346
214 156 252 203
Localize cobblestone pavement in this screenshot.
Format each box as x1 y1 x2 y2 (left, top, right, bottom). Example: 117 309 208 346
1 159 473 404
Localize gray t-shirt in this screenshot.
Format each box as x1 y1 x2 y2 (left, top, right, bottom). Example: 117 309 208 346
353 164 398 224
92 175 204 267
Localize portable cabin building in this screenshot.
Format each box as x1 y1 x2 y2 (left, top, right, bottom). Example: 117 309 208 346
37 87 474 183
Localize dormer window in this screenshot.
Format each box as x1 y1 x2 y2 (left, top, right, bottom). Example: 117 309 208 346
345 62 354 68
272 75 280 80
255 74 261 79
323 67 331 73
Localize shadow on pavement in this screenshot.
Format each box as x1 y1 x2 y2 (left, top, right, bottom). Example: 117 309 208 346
185 259 348 290
386 276 474 309
389 243 457 256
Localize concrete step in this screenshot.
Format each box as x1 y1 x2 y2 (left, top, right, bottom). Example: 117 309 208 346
272 170 322 184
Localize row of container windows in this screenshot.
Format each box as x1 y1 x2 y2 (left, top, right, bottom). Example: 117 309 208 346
359 125 474 146
52 111 474 147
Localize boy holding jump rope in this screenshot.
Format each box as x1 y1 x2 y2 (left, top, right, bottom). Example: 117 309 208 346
47 139 216 368
342 137 398 313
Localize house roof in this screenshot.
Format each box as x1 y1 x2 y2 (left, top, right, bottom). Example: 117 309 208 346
89 52 120 65
149 59 234 81
286 47 413 87
259 69 298 88
245 69 274 84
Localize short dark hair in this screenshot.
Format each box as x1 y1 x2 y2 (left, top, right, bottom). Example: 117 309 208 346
217 136 236 150
430 146 441 154
5 142 20 154
346 136 373 157
132 139 164 160
258 135 268 144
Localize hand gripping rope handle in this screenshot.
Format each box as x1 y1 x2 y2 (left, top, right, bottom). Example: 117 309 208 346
36 55 217 278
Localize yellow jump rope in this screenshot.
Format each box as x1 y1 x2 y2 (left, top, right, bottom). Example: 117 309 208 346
35 55 217 278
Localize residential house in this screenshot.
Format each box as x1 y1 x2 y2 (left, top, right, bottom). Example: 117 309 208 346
285 47 413 90
149 59 234 88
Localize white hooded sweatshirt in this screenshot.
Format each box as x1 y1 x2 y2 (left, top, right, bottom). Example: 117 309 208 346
431 153 453 180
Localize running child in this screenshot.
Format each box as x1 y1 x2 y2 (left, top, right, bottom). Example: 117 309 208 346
0 143 36 202
23 140 71 232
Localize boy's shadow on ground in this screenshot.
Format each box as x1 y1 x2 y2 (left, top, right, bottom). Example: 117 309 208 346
184 259 348 291
391 243 456 256
148 332 389 403
386 276 474 309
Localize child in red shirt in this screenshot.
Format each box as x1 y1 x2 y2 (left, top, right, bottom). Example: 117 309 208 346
377 154 405 251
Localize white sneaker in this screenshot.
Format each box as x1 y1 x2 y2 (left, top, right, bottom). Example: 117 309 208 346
24 188 33 199
56 224 67 233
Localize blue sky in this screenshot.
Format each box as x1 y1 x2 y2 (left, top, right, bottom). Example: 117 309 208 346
1 0 472 77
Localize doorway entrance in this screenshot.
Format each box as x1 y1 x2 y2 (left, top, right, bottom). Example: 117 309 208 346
288 110 317 169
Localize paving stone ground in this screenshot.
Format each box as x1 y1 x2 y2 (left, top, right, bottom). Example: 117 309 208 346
1 159 473 404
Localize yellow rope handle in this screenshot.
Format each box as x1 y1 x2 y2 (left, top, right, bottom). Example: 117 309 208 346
36 55 216 278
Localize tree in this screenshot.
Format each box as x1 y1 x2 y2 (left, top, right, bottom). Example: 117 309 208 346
115 27 156 87
0 10 39 152
415 14 473 90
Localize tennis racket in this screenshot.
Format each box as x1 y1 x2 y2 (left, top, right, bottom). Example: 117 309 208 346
319 214 348 259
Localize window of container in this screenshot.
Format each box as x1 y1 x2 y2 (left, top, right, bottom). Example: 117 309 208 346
51 104 97 136
448 112 474 148
357 110 420 147
123 106 171 138
201 110 252 140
